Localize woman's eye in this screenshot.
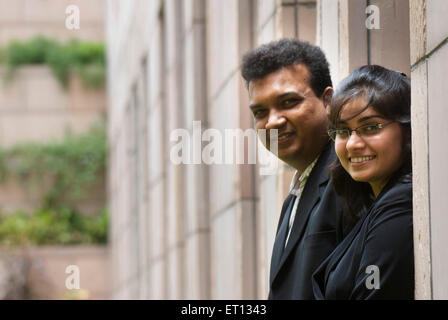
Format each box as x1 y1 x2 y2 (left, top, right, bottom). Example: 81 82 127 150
336 129 349 137
365 124 380 132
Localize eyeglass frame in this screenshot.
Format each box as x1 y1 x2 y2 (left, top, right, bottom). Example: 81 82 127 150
327 121 397 142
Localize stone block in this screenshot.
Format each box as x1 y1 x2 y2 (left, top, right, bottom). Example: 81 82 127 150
210 205 240 299
148 104 164 184
428 43 448 299
258 0 277 32
207 0 239 97
184 231 210 299
0 0 24 22
166 246 184 299
257 14 276 46
410 0 426 65
319 0 340 83
411 61 431 300
148 259 165 299
369 0 411 76
208 74 241 215
148 181 165 260
426 0 448 52
23 0 104 24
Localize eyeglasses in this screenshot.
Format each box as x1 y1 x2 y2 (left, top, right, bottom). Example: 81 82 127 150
328 121 396 141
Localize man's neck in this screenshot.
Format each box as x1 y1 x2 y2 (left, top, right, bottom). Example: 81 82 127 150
292 148 324 173
295 155 319 174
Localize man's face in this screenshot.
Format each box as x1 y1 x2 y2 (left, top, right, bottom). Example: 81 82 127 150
248 64 329 169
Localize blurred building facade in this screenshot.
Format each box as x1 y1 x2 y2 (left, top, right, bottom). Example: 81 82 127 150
0 0 109 300
0 0 106 214
0 0 106 145
106 0 448 299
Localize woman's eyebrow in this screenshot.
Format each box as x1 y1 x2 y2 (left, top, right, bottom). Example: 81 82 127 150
337 114 386 125
357 115 386 122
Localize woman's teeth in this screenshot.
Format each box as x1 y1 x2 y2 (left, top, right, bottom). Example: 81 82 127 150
350 156 375 163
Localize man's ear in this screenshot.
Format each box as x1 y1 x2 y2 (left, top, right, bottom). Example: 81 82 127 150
322 87 333 110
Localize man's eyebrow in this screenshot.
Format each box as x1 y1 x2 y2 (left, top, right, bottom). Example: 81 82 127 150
277 91 301 100
250 91 301 109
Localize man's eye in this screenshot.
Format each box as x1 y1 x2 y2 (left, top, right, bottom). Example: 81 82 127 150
253 109 267 118
283 99 298 107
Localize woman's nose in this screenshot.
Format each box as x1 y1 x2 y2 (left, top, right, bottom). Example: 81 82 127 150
345 131 366 151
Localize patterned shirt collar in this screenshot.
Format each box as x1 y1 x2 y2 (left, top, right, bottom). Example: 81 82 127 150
289 154 320 197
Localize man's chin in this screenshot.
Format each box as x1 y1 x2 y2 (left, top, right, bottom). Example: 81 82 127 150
277 151 297 165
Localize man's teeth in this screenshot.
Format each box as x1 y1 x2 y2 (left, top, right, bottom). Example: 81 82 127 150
350 156 375 163
278 133 291 139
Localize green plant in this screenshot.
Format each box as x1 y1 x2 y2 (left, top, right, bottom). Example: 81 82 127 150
0 122 107 210
1 36 105 89
0 208 108 246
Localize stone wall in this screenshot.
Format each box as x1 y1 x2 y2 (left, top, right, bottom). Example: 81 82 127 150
0 0 104 46
0 245 109 299
106 0 448 300
410 0 448 300
0 0 106 215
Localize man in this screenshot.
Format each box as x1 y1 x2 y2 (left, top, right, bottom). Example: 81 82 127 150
241 39 352 299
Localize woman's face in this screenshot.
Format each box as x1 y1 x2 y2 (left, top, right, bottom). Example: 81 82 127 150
334 97 404 197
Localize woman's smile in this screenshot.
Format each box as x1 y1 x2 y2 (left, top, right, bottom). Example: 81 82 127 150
349 155 376 166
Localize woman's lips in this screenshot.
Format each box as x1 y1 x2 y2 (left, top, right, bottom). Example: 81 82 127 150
349 155 376 167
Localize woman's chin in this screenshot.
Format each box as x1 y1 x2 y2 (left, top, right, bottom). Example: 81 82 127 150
349 172 371 184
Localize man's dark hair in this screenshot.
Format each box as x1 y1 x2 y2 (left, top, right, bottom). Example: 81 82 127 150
241 39 332 97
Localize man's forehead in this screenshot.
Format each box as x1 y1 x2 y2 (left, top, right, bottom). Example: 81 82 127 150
249 64 309 87
248 64 311 99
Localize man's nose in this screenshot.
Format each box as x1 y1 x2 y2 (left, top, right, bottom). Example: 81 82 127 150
346 131 366 151
265 110 286 129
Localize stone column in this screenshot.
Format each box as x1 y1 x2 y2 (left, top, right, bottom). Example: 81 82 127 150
410 0 448 300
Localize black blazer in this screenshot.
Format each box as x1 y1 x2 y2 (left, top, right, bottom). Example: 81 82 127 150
312 176 414 299
268 142 351 299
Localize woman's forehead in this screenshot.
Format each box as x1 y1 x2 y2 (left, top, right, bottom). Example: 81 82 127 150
339 98 380 122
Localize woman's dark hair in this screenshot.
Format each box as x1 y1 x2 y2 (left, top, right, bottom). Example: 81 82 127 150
328 65 411 222
241 39 332 98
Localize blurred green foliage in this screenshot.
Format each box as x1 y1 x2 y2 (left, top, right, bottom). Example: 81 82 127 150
0 122 107 208
0 122 108 245
0 208 108 246
1 36 105 89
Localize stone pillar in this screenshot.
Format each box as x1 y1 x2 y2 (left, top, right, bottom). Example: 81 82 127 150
410 0 448 300
182 0 211 300
164 0 186 300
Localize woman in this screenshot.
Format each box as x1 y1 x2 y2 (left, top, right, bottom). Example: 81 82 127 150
312 65 414 299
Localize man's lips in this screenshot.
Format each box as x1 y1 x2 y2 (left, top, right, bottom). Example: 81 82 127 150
276 132 295 144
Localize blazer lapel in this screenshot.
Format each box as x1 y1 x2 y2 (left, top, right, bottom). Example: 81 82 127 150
270 143 334 286
313 210 368 298
269 194 296 284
